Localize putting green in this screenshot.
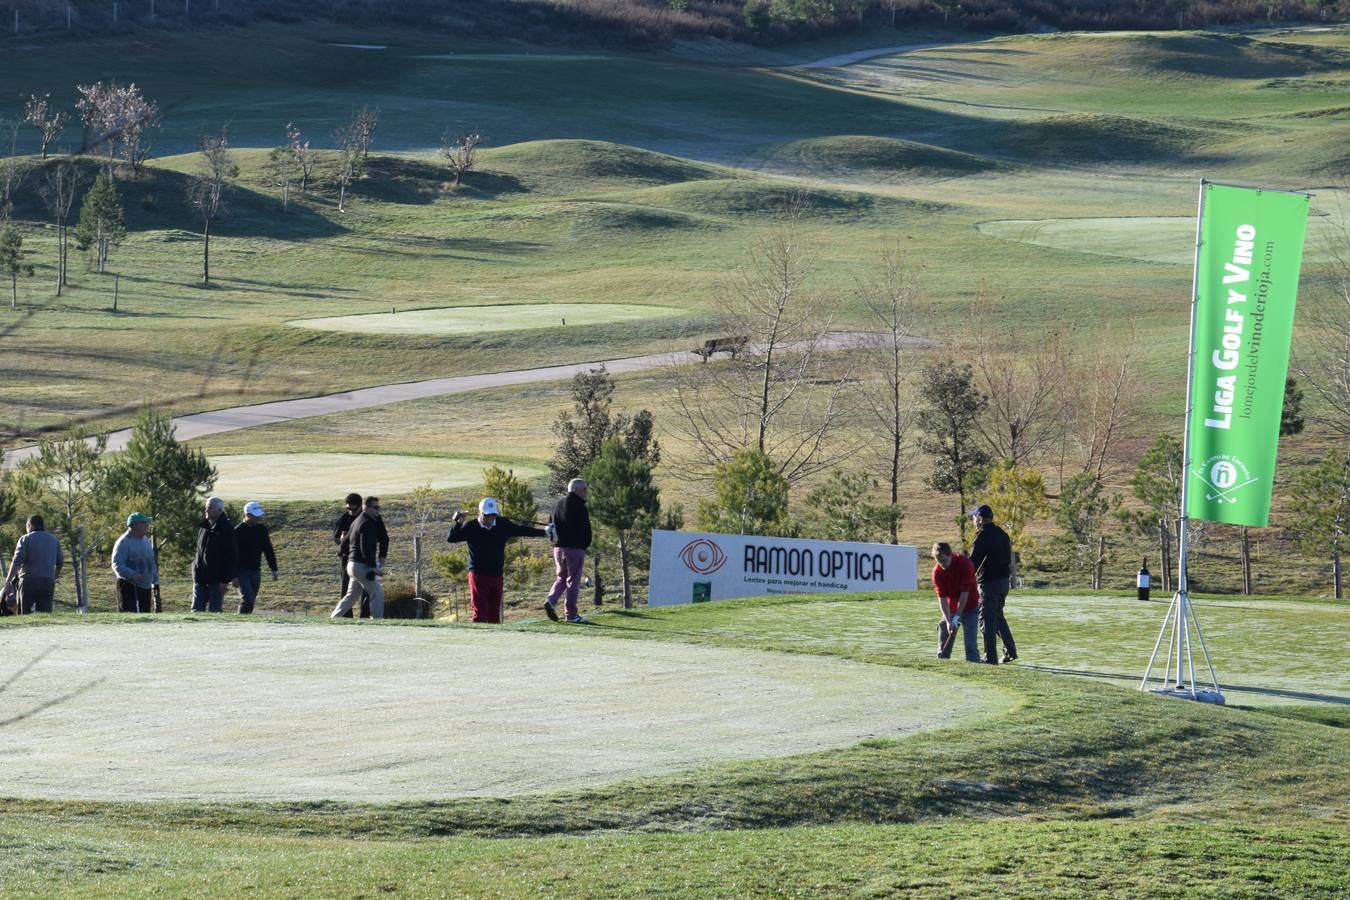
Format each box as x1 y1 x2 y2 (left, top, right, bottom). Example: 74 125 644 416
978 212 1344 265
0 623 1012 802
210 453 543 501
289 303 683 335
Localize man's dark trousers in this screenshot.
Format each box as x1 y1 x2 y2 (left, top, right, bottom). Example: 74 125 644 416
978 576 1016 663
117 579 153 613
18 576 55 613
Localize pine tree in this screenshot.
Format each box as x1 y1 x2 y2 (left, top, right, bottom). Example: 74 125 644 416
73 170 125 274
0 223 34 309
584 442 660 608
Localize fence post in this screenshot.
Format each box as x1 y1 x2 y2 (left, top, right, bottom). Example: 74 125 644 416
78 525 88 611
1240 526 1252 595
413 534 422 599
1093 536 1105 590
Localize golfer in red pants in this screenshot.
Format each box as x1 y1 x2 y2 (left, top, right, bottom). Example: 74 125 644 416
447 498 547 623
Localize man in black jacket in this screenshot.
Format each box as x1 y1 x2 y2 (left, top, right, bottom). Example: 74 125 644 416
332 496 387 619
968 503 1018 664
333 492 387 618
192 496 237 613
544 478 592 624
234 501 279 615
447 497 547 624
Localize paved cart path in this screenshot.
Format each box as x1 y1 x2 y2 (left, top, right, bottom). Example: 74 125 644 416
5 332 928 466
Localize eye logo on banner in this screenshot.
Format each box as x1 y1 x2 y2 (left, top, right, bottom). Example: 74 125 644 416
679 539 727 575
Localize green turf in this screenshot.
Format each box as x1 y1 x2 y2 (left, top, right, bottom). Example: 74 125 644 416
288 302 684 335
209 452 546 500
1 592 1346 896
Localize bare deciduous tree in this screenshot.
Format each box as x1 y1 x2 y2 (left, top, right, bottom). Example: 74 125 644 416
352 105 380 163
38 161 81 295
187 129 237 285
669 199 856 485
0 118 29 220
967 292 1074 468
332 124 363 213
1294 190 1350 435
853 247 927 543
286 123 318 195
1063 325 1141 482
440 130 481 188
23 94 67 159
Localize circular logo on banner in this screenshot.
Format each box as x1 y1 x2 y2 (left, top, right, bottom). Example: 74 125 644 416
679 539 727 575
1209 460 1239 490
1194 454 1255 505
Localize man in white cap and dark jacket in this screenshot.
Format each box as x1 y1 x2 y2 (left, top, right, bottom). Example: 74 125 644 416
447 497 547 624
234 501 278 615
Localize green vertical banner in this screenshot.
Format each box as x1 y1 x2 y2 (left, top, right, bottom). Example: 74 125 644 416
1186 182 1309 527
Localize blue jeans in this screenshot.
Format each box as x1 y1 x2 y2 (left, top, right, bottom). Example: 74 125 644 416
192 581 226 613
938 608 981 662
236 569 262 614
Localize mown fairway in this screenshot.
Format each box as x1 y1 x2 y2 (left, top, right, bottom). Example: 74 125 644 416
1 591 1346 895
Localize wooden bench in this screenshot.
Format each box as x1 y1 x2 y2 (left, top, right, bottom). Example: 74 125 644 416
691 335 749 362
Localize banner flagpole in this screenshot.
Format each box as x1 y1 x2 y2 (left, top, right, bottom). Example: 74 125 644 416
1141 179 1222 703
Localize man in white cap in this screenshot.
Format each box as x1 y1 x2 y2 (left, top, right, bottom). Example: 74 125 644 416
111 512 158 613
192 496 237 613
234 501 279 615
447 497 547 623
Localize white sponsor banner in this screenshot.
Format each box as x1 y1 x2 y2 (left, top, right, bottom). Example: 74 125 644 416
649 530 918 606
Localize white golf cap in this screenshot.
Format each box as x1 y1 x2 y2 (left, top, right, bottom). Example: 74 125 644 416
479 497 499 516
244 501 265 517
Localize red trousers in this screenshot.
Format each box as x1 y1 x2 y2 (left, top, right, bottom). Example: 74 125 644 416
468 572 504 623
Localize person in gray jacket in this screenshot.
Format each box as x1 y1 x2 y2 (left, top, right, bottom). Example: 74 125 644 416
111 512 159 613
4 515 64 613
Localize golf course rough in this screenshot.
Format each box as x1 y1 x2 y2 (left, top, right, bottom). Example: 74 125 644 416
288 303 683 336
2 622 1011 803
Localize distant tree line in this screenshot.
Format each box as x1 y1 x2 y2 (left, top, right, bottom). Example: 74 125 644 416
1 0 1345 45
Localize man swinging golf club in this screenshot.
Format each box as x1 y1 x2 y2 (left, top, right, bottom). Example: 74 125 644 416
932 541 980 662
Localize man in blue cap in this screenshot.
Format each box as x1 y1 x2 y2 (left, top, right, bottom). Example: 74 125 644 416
968 503 1017 664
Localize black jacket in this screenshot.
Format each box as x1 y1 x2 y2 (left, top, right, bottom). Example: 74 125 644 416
235 521 278 572
969 522 1013 583
335 511 388 560
347 512 388 567
550 492 592 550
447 517 546 577
193 516 238 584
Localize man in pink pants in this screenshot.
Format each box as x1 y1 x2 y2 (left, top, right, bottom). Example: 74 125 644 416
544 478 592 624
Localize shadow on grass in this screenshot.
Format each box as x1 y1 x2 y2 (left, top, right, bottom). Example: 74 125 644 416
1023 663 1350 706
0 646 106 729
